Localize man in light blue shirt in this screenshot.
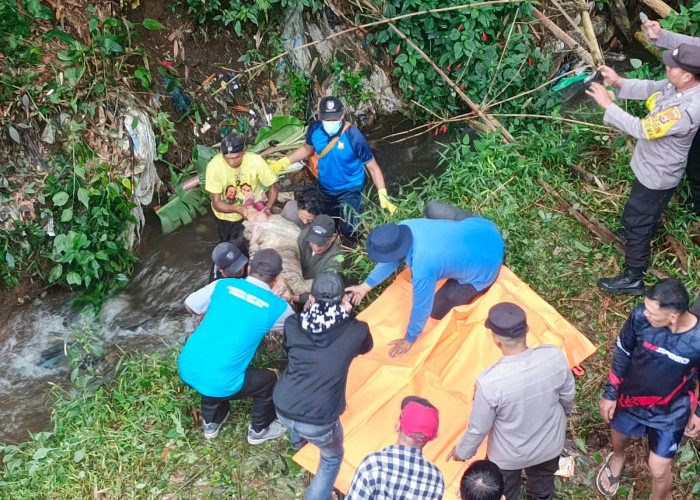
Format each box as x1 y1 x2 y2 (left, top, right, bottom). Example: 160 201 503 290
179 246 293 441
346 215 504 358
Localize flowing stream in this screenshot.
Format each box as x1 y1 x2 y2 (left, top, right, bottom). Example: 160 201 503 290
0 117 442 444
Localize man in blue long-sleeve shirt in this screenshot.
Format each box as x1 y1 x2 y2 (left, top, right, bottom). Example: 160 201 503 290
346 216 504 358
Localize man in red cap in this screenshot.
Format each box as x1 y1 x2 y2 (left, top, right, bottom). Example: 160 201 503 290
447 302 575 500
346 396 444 500
586 44 700 295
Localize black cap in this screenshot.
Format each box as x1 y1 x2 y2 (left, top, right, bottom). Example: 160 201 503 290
221 135 245 154
663 44 700 76
250 249 283 277
311 271 345 304
212 242 248 276
319 96 344 120
306 214 336 245
485 302 528 338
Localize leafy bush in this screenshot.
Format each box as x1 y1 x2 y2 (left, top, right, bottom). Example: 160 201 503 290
44 161 138 306
364 1 555 117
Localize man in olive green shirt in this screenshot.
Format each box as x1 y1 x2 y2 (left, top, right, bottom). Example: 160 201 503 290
294 214 345 305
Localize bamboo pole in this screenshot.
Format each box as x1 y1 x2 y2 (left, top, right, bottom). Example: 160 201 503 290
532 8 596 67
576 0 605 66
634 31 662 61
640 0 677 18
549 0 587 42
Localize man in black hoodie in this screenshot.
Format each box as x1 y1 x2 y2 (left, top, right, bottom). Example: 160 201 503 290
274 271 373 500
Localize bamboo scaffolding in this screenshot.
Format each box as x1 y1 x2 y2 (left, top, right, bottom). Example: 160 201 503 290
532 8 596 67
576 0 605 66
640 0 677 18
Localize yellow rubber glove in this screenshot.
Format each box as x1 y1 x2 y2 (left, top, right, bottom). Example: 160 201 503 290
267 157 291 174
378 188 397 215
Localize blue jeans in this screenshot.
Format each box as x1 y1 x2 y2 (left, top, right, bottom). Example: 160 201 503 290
277 414 344 500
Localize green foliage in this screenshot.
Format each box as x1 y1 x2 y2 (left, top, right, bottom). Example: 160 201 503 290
279 67 310 116
331 59 373 108
364 1 555 117
662 0 700 37
0 0 42 67
0 349 304 498
182 0 321 34
45 161 138 306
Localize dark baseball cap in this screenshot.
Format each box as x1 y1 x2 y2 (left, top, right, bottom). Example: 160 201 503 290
212 242 248 276
485 302 528 338
306 214 336 245
250 249 283 277
221 135 245 154
663 44 700 76
311 271 345 304
319 96 343 120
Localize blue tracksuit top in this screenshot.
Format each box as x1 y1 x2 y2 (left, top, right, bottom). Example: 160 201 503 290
365 218 504 342
306 120 374 192
178 278 288 397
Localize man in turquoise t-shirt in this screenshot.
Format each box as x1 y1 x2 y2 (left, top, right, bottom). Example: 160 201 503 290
179 247 293 441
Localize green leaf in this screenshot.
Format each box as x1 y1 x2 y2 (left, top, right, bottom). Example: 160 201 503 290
48 264 63 282
5 252 15 269
52 192 70 206
66 272 82 286
73 448 86 463
42 29 76 45
32 448 50 460
60 208 73 222
142 18 166 30
77 188 89 208
629 58 643 69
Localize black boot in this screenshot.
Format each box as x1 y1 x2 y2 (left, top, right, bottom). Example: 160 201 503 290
598 267 645 296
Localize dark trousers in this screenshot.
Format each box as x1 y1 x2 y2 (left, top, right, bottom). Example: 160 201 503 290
430 280 483 319
686 128 700 207
216 217 245 243
499 456 559 500
424 199 474 221
320 186 363 238
200 368 277 432
620 179 676 270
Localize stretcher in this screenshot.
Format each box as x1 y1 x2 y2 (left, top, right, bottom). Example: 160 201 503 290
293 266 597 499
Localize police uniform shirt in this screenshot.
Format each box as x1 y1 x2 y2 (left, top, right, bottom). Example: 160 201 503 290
603 78 700 190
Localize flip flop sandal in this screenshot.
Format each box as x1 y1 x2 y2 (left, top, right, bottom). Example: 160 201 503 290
596 452 621 497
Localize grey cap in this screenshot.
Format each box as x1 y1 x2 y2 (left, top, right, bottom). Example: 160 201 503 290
212 242 248 276
311 271 345 304
306 214 336 245
250 249 283 277
485 302 528 338
663 44 700 76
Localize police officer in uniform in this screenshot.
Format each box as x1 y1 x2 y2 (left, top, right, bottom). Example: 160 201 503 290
586 44 700 295
643 19 700 213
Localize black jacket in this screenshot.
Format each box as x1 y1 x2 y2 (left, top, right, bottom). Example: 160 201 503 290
273 313 373 425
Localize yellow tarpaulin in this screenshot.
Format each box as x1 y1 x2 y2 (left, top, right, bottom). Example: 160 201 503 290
293 266 597 499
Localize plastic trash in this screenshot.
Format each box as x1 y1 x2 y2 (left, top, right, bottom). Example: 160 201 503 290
552 72 590 92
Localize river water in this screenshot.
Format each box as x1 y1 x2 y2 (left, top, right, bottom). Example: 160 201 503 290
0 117 442 444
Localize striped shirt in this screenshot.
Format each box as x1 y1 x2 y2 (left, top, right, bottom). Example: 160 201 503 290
346 445 444 500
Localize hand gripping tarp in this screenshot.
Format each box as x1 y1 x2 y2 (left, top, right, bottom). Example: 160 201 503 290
293 266 597 499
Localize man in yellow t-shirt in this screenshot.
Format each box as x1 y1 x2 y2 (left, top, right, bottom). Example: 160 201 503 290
205 135 278 242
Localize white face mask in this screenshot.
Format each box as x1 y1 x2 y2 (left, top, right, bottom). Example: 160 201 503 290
322 120 343 136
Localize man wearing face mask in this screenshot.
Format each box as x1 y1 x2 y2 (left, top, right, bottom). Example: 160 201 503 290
269 96 396 237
